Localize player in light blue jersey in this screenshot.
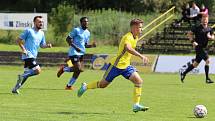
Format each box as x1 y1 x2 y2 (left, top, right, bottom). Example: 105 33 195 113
57 17 96 90
12 16 52 94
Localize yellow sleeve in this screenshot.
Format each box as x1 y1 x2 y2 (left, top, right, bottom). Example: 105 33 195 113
123 36 132 46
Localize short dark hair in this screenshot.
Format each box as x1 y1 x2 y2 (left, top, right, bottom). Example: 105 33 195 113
192 1 196 5
33 16 43 22
202 14 209 18
80 17 88 23
130 18 143 27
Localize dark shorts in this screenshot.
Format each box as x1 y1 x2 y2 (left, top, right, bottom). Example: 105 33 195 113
102 64 136 82
69 55 84 64
195 49 209 63
23 58 39 69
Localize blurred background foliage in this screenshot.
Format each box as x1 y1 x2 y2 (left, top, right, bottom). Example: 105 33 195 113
0 0 214 46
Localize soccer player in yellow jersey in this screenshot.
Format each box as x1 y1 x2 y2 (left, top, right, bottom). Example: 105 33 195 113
77 18 149 112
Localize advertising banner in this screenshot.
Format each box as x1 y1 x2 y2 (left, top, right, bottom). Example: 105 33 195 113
91 54 157 73
0 13 47 30
155 55 215 74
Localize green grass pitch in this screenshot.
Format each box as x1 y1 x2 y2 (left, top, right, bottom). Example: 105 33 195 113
1 65 215 121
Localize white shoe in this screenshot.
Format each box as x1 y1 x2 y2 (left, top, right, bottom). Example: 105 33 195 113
133 104 149 112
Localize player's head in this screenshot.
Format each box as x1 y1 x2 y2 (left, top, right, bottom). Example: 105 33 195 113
201 4 205 9
185 3 190 9
192 2 197 8
130 18 143 36
80 17 89 30
201 15 209 26
33 16 43 30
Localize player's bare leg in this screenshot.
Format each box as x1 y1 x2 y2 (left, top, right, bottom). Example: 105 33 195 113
65 61 83 90
12 66 41 94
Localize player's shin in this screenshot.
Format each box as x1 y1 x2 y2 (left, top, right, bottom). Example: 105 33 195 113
205 65 209 80
183 64 194 75
67 77 77 86
22 68 38 79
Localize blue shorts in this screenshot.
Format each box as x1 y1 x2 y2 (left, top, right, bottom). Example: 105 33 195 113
103 64 136 82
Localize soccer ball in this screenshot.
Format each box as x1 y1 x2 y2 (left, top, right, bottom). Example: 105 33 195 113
193 105 207 118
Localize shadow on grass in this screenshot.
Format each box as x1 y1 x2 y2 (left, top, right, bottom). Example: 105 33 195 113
0 92 11 95
57 111 108 115
23 87 64 91
187 116 197 118
166 83 182 85
56 111 135 116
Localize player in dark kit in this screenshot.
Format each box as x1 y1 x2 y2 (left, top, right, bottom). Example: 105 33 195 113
180 15 214 83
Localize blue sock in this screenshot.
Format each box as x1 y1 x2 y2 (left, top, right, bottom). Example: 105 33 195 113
22 69 37 79
63 67 73 72
67 77 76 86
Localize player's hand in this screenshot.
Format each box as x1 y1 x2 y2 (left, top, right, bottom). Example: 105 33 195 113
47 43 52 48
192 42 198 47
92 41 97 47
207 32 214 40
76 47 81 52
22 49 28 56
141 55 149 65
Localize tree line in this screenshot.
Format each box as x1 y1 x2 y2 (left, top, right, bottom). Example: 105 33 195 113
0 0 214 14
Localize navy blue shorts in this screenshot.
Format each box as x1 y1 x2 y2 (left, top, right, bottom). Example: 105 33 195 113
103 64 136 82
23 58 38 69
69 55 83 64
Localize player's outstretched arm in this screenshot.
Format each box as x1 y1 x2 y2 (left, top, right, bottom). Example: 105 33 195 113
16 38 27 55
125 43 148 64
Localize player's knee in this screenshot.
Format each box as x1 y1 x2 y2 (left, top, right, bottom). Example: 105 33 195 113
98 82 108 88
99 84 107 88
205 60 210 65
193 64 198 68
193 63 199 68
74 67 83 72
137 77 143 84
35 69 41 75
33 65 41 75
79 68 84 72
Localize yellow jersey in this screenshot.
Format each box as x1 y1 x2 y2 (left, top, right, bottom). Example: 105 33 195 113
110 32 138 69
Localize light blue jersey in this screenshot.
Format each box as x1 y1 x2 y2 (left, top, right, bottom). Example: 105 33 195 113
68 27 90 56
19 28 46 59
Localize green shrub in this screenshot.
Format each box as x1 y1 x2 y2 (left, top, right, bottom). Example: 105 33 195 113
0 6 159 46
49 2 75 46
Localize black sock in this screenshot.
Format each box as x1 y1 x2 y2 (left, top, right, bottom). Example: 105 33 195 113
183 64 194 75
205 65 209 80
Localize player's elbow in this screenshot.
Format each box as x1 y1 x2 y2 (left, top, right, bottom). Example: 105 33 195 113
16 38 22 45
125 45 132 52
66 36 70 41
